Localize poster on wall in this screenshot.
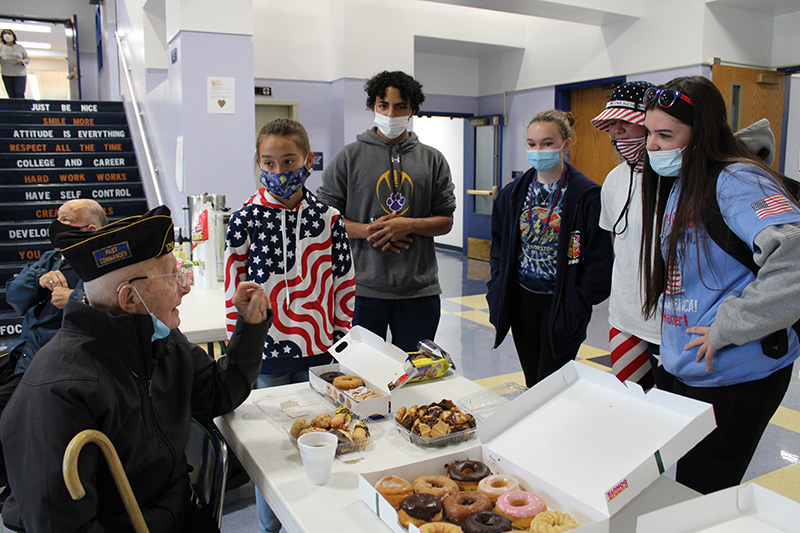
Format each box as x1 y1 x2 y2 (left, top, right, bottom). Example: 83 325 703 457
207 77 235 114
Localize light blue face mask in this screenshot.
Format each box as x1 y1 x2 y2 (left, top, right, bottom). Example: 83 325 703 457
132 286 171 341
647 147 684 177
526 148 562 173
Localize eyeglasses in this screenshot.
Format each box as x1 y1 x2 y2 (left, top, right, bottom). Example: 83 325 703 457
643 87 693 108
123 270 191 289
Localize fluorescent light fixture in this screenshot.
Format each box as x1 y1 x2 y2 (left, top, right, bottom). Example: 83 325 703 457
18 40 51 50
0 22 51 34
65 28 74 38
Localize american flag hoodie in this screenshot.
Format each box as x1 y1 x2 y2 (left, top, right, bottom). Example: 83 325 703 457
224 188 355 373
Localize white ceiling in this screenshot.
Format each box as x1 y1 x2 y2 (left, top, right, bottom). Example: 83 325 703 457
416 35 524 59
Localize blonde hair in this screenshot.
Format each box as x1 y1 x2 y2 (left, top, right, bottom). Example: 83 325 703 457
528 110 576 144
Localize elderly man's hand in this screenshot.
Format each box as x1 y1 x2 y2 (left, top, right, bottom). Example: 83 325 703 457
50 287 73 309
232 281 270 324
39 270 68 291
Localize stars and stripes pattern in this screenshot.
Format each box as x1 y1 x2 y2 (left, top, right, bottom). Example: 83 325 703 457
609 327 652 384
749 194 793 220
224 189 355 362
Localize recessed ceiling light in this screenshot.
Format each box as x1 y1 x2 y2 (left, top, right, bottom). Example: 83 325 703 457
18 40 51 50
0 22 51 34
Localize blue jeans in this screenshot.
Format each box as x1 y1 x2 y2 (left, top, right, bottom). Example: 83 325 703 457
255 370 309 532
352 295 441 352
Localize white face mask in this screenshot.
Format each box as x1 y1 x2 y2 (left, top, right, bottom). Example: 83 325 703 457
374 112 410 139
2 34 13 43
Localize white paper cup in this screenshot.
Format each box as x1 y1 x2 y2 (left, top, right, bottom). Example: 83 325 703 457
297 431 338 485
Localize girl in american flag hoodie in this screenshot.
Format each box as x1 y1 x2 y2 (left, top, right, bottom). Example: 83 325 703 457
224 118 355 533
224 118 355 385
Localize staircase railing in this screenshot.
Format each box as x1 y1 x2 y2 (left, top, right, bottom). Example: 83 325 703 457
114 31 163 206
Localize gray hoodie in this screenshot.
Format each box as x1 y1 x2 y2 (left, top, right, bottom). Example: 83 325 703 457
318 128 456 299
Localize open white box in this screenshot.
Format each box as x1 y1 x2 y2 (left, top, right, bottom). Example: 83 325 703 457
309 326 409 418
636 483 800 532
358 361 716 532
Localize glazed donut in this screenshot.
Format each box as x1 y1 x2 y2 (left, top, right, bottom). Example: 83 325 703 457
413 475 459 500
443 491 492 525
461 510 512 533
374 475 413 508
419 523 463 533
446 460 491 491
332 375 364 390
495 490 546 529
398 493 443 529
529 510 579 532
477 474 520 503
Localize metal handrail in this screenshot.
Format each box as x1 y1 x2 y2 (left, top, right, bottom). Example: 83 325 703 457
114 31 163 205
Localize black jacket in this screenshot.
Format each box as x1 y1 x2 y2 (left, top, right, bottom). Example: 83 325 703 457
487 164 612 358
0 301 269 532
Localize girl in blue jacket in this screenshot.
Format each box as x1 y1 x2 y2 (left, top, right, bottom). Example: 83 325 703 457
487 110 613 387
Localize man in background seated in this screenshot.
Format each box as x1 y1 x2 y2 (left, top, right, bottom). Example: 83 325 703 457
0 205 270 532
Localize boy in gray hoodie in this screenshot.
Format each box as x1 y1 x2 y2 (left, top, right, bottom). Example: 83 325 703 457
318 70 456 351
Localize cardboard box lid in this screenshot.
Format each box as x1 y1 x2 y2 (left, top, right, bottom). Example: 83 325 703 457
636 483 800 532
477 362 716 520
327 326 408 393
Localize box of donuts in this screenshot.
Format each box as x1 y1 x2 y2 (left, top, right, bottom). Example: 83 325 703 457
358 361 716 532
308 326 411 419
636 483 800 532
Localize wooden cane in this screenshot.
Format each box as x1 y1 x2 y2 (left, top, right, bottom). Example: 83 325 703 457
63 429 150 533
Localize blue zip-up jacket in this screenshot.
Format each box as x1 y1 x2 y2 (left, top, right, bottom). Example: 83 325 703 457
486 164 613 358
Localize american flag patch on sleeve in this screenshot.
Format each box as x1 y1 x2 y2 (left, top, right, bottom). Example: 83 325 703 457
749 194 793 219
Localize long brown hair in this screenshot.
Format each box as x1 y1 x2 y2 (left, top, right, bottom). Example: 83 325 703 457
640 76 791 318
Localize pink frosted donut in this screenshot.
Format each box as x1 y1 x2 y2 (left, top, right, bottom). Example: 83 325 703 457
477 474 520 503
495 490 547 529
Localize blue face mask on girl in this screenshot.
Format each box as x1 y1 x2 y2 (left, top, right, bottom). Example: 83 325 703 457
526 149 563 173
647 147 684 177
259 165 311 200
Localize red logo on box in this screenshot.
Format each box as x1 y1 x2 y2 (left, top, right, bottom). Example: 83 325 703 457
606 479 629 502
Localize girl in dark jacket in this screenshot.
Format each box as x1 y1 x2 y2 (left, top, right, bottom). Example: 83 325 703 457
487 110 613 386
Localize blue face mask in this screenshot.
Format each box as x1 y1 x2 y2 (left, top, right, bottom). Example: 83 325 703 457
526 148 562 173
259 164 311 200
132 286 171 341
647 147 684 177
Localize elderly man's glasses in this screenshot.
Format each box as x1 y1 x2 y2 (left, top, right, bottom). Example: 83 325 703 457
643 87 693 108
125 270 191 288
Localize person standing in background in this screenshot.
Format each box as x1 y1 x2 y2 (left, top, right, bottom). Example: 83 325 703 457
318 70 456 351
591 80 671 391
0 29 29 99
487 110 612 387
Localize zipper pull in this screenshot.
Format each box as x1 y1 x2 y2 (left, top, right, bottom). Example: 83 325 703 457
147 379 153 397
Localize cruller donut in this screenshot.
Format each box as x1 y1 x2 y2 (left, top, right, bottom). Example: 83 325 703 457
529 510 579 532
419 523 463 533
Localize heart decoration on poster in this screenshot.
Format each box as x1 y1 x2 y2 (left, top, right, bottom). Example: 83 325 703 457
218 99 226 108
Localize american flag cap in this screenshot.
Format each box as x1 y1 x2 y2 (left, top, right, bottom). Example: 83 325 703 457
592 80 656 132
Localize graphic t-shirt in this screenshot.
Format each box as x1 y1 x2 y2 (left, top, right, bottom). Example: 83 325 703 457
515 178 566 293
660 163 800 386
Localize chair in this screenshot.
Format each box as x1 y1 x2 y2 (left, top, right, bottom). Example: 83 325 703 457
186 417 229 528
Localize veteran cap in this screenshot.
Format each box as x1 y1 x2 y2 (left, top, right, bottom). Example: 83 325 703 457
591 80 655 132
57 205 175 281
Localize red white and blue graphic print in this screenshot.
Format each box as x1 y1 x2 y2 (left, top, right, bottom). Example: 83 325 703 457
750 194 793 220
224 189 355 362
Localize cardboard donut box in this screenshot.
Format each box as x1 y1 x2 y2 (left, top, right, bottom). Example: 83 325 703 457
358 362 719 532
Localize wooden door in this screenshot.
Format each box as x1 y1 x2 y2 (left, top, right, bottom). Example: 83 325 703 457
712 64 785 171
569 84 622 186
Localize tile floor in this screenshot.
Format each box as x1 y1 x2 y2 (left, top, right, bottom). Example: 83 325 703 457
221 247 800 530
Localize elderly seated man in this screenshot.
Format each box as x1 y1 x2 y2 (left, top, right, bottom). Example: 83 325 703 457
0 205 270 532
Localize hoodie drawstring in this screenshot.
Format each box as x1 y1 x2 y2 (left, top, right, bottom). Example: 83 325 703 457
280 203 304 310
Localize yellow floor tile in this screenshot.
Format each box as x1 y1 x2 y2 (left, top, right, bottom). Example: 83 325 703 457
473 372 526 390
750 463 800 503
577 344 609 360
770 406 800 434
448 294 489 310
453 309 492 328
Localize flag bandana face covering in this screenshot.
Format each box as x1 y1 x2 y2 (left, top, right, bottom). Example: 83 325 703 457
259 165 311 200
613 137 647 171
647 147 684 177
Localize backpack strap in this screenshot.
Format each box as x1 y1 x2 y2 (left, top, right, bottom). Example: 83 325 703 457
704 170 787 359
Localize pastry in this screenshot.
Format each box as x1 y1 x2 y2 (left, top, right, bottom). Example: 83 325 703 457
419 523 463 532
398 493 443 529
477 474 520 503
494 490 546 529
289 418 309 439
529 510 579 532
318 371 345 383
374 475 413 508
332 375 364 390
442 491 492 525
460 510 512 533
446 460 491 491
413 475 459 500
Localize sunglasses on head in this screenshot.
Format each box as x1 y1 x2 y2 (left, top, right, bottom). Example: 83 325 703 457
643 87 693 108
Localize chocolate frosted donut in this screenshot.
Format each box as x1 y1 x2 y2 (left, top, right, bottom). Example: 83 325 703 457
443 490 492 525
398 493 444 529
318 371 345 383
447 460 491 491
461 510 513 533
